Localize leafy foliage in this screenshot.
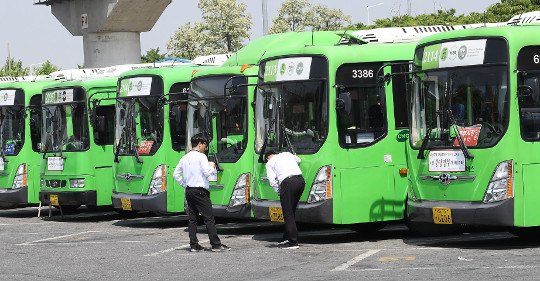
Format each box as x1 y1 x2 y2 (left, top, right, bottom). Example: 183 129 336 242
270 0 351 34
0 57 29 77
141 48 167 63
167 0 252 59
33 60 61 75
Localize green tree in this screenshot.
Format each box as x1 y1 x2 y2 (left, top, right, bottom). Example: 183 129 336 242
269 0 311 34
0 57 29 77
167 0 252 59
141 48 167 63
307 4 351 31
32 60 61 75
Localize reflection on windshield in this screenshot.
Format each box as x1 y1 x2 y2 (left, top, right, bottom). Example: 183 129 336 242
0 105 25 156
187 76 248 163
255 81 328 154
336 87 385 147
410 65 509 149
115 97 163 156
41 103 89 152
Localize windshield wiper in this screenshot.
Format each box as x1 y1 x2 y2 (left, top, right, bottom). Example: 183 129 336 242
130 105 143 164
447 109 474 159
258 119 276 163
417 110 439 160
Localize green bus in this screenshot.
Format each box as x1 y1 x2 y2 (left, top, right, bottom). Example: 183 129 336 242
39 77 118 210
0 79 53 208
252 35 419 229
187 31 347 218
406 13 540 232
110 63 226 213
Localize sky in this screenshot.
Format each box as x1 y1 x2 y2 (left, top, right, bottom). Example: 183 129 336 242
0 0 502 70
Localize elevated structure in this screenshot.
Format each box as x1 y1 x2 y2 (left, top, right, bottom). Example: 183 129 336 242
35 0 171 68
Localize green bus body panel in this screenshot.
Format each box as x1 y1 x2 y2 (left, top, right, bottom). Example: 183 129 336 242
407 25 540 227
189 31 345 217
113 65 209 213
0 80 56 204
40 77 118 206
253 42 417 224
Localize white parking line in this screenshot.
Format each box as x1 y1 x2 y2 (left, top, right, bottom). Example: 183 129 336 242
144 239 209 257
332 249 381 271
16 231 100 246
348 264 540 272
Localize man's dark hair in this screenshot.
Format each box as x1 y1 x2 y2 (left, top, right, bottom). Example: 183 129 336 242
264 150 277 162
191 133 208 148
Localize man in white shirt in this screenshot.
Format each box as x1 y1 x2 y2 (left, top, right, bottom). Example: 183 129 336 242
265 150 305 249
173 133 230 252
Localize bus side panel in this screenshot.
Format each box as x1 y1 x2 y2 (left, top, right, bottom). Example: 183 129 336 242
28 163 41 204
339 166 395 224
522 164 540 227
166 154 184 213
393 164 408 220
94 167 113 206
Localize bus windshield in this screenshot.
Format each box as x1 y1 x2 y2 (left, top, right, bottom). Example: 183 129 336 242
115 96 163 156
0 104 26 156
255 80 328 154
188 75 248 163
41 102 90 152
410 65 509 150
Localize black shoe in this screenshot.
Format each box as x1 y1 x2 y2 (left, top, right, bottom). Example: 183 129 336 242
279 242 299 249
277 240 289 246
190 244 204 252
211 244 231 252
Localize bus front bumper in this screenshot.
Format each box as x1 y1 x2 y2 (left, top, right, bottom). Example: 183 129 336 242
212 203 252 219
111 191 167 212
252 199 333 224
39 190 97 206
0 187 28 203
407 198 514 226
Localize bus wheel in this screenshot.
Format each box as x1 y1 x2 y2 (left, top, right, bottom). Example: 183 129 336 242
0 202 18 209
349 222 387 234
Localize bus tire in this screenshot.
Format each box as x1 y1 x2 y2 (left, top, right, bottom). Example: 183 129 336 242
509 226 540 239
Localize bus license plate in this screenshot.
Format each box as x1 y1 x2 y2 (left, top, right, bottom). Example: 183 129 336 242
433 207 452 224
50 194 59 206
121 198 132 211
269 207 284 222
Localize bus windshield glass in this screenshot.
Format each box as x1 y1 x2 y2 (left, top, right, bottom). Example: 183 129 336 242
115 76 164 157
41 102 89 152
0 89 25 156
410 38 509 150
255 80 328 154
188 75 248 163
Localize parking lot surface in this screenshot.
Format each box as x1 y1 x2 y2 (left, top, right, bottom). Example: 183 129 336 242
1 206 540 281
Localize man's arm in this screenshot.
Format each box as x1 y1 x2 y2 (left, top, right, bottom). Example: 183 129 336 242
173 159 185 187
266 162 280 195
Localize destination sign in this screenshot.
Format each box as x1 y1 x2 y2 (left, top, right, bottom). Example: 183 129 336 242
421 39 487 70
0 90 16 106
44 89 74 104
263 57 312 82
119 77 153 97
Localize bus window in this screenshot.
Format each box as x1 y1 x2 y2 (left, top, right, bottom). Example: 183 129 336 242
93 105 115 146
29 94 42 152
169 82 189 152
392 64 411 129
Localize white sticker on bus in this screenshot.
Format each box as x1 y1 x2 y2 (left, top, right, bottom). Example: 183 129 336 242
439 39 487 68
0 90 16 106
44 89 74 104
274 57 312 81
120 77 153 96
48 156 64 171
428 150 465 172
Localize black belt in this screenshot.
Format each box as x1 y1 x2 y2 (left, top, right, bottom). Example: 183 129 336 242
284 174 302 181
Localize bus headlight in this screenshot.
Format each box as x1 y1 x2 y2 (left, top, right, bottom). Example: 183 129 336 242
12 164 27 189
483 160 513 203
229 173 250 207
148 165 166 195
69 178 85 188
307 165 332 203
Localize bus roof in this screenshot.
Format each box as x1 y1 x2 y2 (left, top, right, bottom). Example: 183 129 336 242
118 64 217 83
223 31 344 67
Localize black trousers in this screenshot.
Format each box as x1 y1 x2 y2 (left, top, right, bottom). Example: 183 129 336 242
279 175 305 245
185 187 221 247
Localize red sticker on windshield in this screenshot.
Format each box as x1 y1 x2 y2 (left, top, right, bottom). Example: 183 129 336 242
138 141 154 154
453 127 481 146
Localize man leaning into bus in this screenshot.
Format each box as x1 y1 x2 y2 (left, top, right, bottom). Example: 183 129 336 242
173 133 230 252
265 150 305 249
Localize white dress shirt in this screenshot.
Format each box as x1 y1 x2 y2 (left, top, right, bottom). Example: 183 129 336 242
173 149 214 190
265 152 302 195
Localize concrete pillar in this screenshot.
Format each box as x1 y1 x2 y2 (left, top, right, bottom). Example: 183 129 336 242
37 0 171 68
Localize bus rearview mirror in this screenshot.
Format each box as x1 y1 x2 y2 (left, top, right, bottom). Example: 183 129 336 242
336 92 351 116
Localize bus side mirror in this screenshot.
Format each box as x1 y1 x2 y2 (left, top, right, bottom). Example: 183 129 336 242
336 92 351 116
